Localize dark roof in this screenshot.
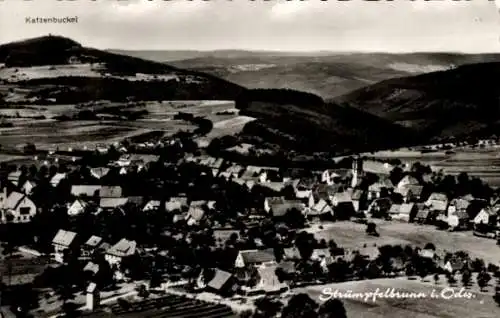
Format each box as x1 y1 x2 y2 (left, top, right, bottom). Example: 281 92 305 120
239 248 276 264
270 201 305 217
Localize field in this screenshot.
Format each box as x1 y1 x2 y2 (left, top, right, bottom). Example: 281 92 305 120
0 100 242 159
363 145 500 187
294 277 499 318
79 294 236 318
309 221 500 266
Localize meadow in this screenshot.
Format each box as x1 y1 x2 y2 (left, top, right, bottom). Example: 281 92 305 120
366 146 500 187
295 277 499 318
309 221 500 266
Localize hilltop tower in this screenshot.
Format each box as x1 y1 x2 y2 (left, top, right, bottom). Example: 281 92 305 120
351 157 363 188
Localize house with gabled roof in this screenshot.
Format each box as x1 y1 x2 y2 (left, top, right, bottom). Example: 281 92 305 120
388 203 417 222
68 199 95 216
7 171 22 187
308 184 341 208
307 199 333 219
395 184 424 203
197 268 237 296
186 206 205 226
81 235 106 257
105 238 137 266
321 169 343 185
90 167 110 180
293 178 316 199
99 198 129 211
99 186 123 198
165 196 188 212
269 200 306 218
414 206 431 224
50 173 67 187
1 190 37 224
425 192 449 219
52 229 78 263
21 180 37 195
368 177 394 200
235 249 276 268
331 191 356 219
396 175 420 190
71 185 101 198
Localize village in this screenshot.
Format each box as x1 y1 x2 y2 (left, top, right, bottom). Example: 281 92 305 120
1 134 500 318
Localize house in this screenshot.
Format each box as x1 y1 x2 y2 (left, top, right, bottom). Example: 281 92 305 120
105 238 137 266
351 189 367 212
331 191 356 219
264 197 285 213
252 263 288 294
90 167 110 180
165 197 188 212
414 208 431 224
99 198 129 210
235 249 276 268
293 178 316 199
321 169 342 185
396 175 420 190
283 247 302 260
21 180 37 195
68 199 94 216
311 248 331 261
1 191 37 223
71 185 101 198
388 203 417 222
198 269 236 296
7 171 22 186
269 201 306 218
367 197 392 217
308 184 341 208
368 178 394 200
419 249 436 260
442 258 466 274
99 186 123 198
143 200 161 212
307 199 333 219
474 206 499 227
81 235 105 257
50 173 67 187
395 184 424 203
52 229 78 263
447 211 470 231
220 165 245 180
241 166 268 183
83 261 100 276
186 206 205 226
425 192 448 217
86 282 100 311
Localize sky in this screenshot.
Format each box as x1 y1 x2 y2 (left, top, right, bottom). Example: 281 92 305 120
1 0 500 53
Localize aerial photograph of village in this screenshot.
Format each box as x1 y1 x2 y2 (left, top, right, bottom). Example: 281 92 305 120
1 0 500 317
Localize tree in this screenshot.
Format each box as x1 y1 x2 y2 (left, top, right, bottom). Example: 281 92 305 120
494 291 500 307
281 293 318 318
478 271 491 291
433 273 440 284
461 270 471 287
295 232 316 261
366 222 378 236
318 298 347 318
447 274 456 286
254 297 283 318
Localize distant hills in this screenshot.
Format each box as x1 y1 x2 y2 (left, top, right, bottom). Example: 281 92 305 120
3 36 500 155
112 50 500 99
336 62 500 141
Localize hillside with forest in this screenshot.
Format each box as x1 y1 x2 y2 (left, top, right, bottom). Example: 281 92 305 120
336 62 500 141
